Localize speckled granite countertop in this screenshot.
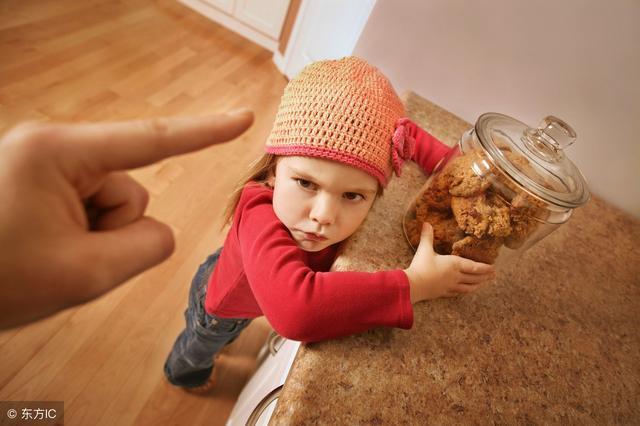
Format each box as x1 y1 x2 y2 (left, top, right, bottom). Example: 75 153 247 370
270 93 640 424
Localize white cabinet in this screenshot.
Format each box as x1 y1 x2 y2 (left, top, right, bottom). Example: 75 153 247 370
203 0 234 14
226 332 301 425
234 0 290 39
272 0 377 79
178 0 292 52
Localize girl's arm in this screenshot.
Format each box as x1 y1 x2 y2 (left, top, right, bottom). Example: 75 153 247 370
237 190 413 343
405 120 454 174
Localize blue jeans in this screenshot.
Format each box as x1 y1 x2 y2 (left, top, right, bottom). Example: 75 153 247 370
164 248 252 388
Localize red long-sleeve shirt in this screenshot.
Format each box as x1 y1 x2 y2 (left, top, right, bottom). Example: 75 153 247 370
205 125 452 343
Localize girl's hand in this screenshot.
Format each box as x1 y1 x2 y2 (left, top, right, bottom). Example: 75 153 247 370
404 223 496 303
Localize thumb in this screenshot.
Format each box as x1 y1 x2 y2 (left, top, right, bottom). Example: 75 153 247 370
415 222 435 257
79 217 175 299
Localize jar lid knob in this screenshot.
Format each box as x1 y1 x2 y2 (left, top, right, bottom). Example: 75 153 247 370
540 115 576 149
523 115 576 161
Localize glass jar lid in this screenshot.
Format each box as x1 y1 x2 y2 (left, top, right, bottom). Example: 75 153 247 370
475 113 590 209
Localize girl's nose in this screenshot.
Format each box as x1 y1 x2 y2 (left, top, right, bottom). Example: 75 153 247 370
309 193 336 226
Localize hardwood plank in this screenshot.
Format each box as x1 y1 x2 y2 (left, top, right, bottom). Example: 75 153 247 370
0 281 139 401
0 310 74 391
0 0 109 32
0 6 151 84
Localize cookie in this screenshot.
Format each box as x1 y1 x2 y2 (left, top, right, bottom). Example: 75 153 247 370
415 196 429 220
451 192 512 238
504 192 546 249
443 151 491 197
418 209 465 255
407 208 465 254
505 150 532 171
451 235 503 264
405 218 422 248
421 172 453 211
494 150 554 194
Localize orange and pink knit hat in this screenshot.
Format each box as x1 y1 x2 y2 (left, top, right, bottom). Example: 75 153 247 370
265 56 417 187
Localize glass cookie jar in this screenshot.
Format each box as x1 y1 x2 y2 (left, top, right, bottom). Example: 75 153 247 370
403 113 590 265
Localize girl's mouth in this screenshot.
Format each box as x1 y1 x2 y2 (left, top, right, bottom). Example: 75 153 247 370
302 232 328 242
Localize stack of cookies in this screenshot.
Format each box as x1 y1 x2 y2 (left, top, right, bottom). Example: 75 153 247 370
405 149 547 264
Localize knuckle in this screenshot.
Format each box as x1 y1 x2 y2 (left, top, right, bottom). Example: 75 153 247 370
133 190 150 215
2 122 61 158
155 222 176 258
128 176 149 206
4 121 41 141
137 185 150 208
144 118 170 140
5 122 55 145
118 173 149 212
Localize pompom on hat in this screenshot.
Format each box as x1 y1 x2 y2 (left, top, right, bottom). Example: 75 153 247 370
265 56 417 187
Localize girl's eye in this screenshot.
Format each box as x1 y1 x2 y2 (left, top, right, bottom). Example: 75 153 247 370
344 192 365 201
296 179 316 190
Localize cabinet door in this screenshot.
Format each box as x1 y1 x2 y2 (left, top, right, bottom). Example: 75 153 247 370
234 0 291 39
226 338 300 426
247 386 281 426
201 0 234 14
281 0 377 79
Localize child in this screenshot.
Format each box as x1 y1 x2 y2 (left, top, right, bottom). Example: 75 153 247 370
164 56 495 389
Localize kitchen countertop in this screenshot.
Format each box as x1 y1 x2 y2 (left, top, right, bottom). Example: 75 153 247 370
270 92 640 424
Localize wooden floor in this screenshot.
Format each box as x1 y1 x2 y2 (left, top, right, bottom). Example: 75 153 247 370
0 1 288 424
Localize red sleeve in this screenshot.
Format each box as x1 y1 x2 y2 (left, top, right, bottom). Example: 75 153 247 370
407 121 454 174
236 190 413 343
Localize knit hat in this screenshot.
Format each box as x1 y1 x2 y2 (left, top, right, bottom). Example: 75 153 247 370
265 56 417 187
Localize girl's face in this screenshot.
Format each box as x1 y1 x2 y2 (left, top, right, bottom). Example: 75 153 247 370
271 156 379 252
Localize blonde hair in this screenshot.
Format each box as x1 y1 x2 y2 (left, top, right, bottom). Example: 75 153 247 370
222 153 384 227
222 153 278 226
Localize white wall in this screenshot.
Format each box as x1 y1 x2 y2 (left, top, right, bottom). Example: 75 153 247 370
354 0 640 217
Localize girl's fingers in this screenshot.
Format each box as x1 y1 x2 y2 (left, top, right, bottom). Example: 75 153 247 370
444 283 482 297
457 257 496 275
87 172 149 230
415 222 435 256
460 272 495 284
451 283 481 294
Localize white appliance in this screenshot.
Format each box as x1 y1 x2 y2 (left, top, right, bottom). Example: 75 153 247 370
226 333 301 425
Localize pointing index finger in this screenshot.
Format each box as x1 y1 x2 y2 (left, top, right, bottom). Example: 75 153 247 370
64 111 254 171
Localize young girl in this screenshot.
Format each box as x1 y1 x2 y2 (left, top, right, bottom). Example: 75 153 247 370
164 56 495 388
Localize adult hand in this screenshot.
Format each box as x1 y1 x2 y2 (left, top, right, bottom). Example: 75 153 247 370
0 111 254 329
